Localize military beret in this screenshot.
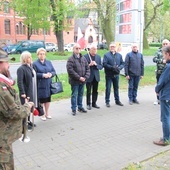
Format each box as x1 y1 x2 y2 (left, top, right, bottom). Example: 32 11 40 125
0 49 15 62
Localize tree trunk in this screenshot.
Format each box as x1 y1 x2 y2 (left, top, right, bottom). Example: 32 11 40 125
55 30 64 52
143 32 149 49
27 24 32 40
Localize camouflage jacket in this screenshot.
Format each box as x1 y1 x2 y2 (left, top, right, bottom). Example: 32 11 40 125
153 48 166 75
0 81 30 162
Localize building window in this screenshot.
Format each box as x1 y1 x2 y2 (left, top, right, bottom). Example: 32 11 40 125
4 20 11 34
16 25 19 34
19 22 23 34
23 25 26 34
4 1 10 13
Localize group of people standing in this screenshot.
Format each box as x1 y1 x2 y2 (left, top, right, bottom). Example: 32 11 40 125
66 42 144 116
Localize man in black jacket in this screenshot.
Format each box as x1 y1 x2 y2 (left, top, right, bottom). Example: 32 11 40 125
124 43 144 105
84 44 103 110
66 44 90 116
103 42 124 107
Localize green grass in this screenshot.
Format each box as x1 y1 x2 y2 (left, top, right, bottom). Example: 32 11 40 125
9 47 157 63
13 65 156 101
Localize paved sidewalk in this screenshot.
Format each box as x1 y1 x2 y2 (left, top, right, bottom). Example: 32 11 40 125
13 86 170 170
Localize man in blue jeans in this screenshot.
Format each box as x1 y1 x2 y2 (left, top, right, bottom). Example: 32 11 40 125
103 42 124 107
154 46 170 146
66 44 90 116
124 43 144 105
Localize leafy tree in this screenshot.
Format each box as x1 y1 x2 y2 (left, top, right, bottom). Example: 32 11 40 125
50 0 75 52
11 0 51 40
93 0 115 46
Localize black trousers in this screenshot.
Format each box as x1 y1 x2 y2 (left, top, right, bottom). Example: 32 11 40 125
86 78 98 105
156 74 161 100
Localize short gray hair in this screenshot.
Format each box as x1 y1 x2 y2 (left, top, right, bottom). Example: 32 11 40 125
36 48 46 55
20 51 32 64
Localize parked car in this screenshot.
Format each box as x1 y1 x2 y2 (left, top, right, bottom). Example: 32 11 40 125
8 40 45 54
45 42 58 52
97 43 108 50
64 43 75 51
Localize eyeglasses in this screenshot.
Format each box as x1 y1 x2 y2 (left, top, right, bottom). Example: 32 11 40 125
75 47 81 50
163 43 168 45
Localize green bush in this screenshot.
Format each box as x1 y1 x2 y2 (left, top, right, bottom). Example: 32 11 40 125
149 43 161 47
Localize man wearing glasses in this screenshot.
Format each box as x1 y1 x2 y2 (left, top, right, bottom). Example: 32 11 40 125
66 44 90 116
153 39 170 105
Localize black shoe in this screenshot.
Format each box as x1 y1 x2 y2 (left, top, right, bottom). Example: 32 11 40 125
28 121 36 127
27 124 33 131
116 101 124 106
106 103 110 107
78 108 87 113
133 100 139 104
72 110 76 116
92 104 100 109
87 105 91 110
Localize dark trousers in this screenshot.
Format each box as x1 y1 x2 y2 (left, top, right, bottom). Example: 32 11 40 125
128 76 140 101
160 100 170 141
156 74 161 100
105 75 120 104
86 78 98 105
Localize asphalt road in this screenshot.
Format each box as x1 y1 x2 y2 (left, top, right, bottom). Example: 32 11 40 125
9 56 155 79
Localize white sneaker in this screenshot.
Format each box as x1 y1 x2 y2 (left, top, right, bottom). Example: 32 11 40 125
19 134 30 143
46 115 52 119
41 116 46 121
154 101 158 105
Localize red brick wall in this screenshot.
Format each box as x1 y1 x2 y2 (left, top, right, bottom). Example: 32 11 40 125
0 8 75 46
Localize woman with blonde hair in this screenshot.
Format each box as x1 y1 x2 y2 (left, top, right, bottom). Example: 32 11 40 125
33 48 56 121
17 51 37 131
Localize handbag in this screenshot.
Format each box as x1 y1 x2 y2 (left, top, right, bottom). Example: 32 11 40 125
50 75 63 95
36 102 45 116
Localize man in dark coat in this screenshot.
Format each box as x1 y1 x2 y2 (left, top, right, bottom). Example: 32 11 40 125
66 44 90 116
84 44 103 110
103 42 124 107
154 46 170 146
124 43 144 105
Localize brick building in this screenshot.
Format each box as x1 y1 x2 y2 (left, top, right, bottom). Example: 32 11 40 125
0 1 74 46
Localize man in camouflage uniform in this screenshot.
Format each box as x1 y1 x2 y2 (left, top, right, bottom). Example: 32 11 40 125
153 39 169 105
0 49 34 170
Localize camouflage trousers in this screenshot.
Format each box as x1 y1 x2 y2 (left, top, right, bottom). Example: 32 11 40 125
0 144 14 170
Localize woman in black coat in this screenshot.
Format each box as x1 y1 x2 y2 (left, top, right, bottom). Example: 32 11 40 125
17 51 37 131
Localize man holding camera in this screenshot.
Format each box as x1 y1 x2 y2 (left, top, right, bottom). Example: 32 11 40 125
0 49 33 170
103 42 124 107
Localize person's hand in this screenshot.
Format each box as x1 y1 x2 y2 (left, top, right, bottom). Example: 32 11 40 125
126 75 130 80
21 94 26 98
140 76 143 79
79 77 86 82
27 102 34 109
43 73 49 78
47 72 52 78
